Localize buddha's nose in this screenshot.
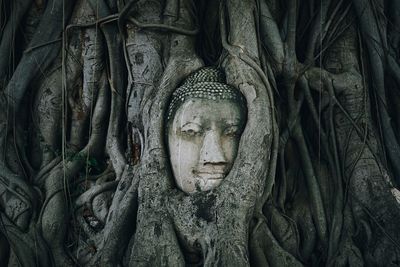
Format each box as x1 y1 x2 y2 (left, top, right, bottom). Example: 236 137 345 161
199 130 227 165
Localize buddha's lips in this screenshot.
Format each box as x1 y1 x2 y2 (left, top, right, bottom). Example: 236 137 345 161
195 171 226 180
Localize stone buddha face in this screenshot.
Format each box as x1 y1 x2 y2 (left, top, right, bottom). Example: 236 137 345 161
166 68 246 193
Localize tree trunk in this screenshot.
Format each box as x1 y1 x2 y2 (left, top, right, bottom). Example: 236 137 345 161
0 0 399 266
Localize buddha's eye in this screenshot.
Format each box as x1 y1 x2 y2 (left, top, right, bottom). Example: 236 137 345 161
180 123 203 137
224 126 240 137
182 129 200 136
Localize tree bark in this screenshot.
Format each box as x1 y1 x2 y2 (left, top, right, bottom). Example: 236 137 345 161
0 0 399 266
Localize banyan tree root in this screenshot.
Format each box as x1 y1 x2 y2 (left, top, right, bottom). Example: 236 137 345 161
0 0 400 266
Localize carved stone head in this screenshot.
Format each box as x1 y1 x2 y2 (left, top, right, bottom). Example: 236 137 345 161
166 67 247 193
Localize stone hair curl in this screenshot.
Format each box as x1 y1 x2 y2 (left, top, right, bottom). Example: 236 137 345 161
166 67 247 122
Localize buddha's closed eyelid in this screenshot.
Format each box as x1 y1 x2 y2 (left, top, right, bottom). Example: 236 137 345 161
179 122 203 136
223 125 241 136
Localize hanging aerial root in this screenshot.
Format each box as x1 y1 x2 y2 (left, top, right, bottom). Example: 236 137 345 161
0 0 33 83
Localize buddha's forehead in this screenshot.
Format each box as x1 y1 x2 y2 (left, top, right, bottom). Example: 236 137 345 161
172 98 244 127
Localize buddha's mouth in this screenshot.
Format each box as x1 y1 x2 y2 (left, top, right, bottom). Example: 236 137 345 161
202 175 224 180
195 171 225 180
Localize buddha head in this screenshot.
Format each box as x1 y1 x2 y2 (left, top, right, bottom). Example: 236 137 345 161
166 67 247 193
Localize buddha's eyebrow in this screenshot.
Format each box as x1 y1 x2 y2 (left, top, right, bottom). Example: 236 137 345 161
224 120 241 126
180 122 202 128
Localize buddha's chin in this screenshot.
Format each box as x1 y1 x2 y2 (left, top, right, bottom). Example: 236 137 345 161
177 175 225 193
198 177 224 191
